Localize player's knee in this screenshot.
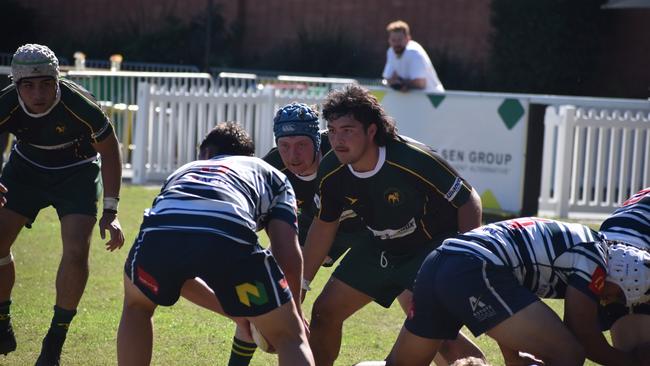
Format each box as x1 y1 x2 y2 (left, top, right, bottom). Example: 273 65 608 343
561 347 585 365
61 244 91 264
0 252 13 267
547 341 584 365
311 296 346 325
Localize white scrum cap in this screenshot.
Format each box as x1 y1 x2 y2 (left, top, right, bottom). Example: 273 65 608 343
11 43 59 84
607 243 650 306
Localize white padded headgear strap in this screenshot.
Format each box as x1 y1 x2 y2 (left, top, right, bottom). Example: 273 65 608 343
607 243 650 306
0 252 13 266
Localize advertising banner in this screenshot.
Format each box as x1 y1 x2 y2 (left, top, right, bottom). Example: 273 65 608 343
371 89 528 214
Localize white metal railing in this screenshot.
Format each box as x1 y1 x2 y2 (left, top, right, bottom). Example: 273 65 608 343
539 105 650 218
214 71 358 94
131 83 329 183
83 59 200 72
64 70 214 106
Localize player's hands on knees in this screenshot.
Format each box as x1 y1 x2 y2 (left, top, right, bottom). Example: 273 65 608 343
99 212 125 251
0 182 6 207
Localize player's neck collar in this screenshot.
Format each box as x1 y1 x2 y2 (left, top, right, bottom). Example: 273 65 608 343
347 146 385 179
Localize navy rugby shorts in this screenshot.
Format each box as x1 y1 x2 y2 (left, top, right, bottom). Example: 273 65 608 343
405 251 537 339
124 229 292 317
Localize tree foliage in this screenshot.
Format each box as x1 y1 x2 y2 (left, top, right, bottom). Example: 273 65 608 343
0 0 40 53
489 0 605 95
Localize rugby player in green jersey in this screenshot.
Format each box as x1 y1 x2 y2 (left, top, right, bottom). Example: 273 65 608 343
0 44 124 365
302 85 485 365
180 103 375 366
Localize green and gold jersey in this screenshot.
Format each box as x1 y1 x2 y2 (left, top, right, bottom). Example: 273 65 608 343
263 131 363 245
0 79 114 169
317 135 473 254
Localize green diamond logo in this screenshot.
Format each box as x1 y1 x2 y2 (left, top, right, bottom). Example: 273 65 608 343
427 94 446 108
498 99 525 130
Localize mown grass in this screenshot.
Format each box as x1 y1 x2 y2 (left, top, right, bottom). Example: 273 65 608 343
2 185 602 365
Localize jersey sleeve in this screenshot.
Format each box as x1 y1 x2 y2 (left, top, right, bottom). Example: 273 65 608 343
399 139 473 208
0 86 19 135
315 154 345 223
262 148 284 170
267 170 299 231
61 79 114 143
566 244 608 302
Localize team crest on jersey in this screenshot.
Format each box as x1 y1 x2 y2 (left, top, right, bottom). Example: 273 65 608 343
384 188 402 206
55 125 66 134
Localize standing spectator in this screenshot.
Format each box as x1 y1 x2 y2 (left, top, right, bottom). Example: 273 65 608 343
0 44 124 365
386 217 650 366
302 85 484 365
382 20 445 93
117 122 313 366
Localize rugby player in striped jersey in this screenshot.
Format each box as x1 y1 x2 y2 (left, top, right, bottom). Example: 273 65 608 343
386 217 650 366
599 187 650 362
117 122 313 366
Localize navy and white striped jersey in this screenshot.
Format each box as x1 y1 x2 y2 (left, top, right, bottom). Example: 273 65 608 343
600 188 650 251
439 217 608 300
139 155 298 245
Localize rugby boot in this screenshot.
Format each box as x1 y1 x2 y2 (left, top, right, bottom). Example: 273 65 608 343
35 331 65 366
0 323 16 356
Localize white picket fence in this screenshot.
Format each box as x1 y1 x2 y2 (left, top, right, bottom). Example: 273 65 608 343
538 105 650 218
131 83 331 183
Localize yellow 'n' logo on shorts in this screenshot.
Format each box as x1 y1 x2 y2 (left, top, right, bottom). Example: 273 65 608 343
235 281 269 307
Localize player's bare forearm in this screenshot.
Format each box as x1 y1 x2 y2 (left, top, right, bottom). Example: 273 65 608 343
94 133 123 199
564 286 639 365
0 182 6 208
302 217 339 283
267 219 304 311
457 188 482 233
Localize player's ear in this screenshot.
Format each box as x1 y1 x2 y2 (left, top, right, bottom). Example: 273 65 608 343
199 145 219 160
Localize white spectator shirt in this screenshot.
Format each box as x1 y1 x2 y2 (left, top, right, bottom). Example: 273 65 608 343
382 40 444 93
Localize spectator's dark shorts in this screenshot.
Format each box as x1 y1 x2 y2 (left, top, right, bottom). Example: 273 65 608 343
0 153 100 224
124 230 292 317
405 252 538 339
333 233 440 308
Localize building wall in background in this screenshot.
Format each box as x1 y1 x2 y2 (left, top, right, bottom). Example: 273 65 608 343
12 0 650 98
16 0 492 69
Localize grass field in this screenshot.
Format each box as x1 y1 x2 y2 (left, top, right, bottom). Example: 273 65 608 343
2 184 604 365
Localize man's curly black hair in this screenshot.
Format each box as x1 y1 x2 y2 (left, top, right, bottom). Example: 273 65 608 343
199 122 255 157
322 85 398 146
